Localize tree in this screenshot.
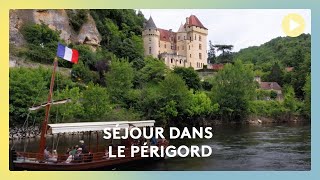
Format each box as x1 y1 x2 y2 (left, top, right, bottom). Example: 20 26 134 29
155 73 192 126
214 45 234 57
106 57 134 105
173 67 201 91
283 85 299 118
207 40 216 64
135 56 167 87
214 44 234 63
211 60 256 122
303 74 311 119
82 83 111 120
267 62 283 85
9 68 48 126
54 87 84 122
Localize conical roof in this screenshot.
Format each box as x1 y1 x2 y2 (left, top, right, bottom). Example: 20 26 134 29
145 16 157 29
177 23 185 32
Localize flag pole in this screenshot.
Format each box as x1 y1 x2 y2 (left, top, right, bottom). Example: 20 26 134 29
38 56 58 158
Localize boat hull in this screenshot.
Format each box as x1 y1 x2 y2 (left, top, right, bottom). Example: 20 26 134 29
13 156 165 171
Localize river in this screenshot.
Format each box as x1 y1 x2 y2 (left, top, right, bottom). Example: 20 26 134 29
10 122 310 171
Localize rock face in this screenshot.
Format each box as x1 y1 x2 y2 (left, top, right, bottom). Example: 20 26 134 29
9 9 101 49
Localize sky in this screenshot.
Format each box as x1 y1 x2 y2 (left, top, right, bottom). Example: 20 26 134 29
140 9 311 53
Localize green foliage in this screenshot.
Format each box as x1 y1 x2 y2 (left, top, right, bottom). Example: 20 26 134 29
67 10 88 32
270 90 278 100
211 60 256 122
234 34 311 99
21 23 60 45
155 73 192 126
9 67 74 126
135 56 167 87
90 10 145 62
303 74 311 118
71 61 98 84
283 85 299 115
9 68 48 125
256 89 278 100
207 40 216 64
21 23 61 64
266 62 283 85
53 87 84 122
82 82 111 120
188 91 219 117
104 108 142 122
106 57 134 105
249 100 286 118
173 67 201 91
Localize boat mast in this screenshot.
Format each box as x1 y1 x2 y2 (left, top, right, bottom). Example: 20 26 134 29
39 57 58 156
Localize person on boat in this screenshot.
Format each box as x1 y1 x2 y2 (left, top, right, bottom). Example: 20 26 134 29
44 146 57 162
79 140 89 154
73 147 83 162
104 145 111 159
44 146 52 160
70 145 78 156
151 135 157 146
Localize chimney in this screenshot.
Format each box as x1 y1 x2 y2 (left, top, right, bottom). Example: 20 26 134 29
186 17 189 25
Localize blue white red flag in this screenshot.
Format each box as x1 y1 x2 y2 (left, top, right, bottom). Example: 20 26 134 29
56 43 79 64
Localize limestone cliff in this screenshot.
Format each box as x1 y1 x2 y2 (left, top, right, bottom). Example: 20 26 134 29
9 9 101 48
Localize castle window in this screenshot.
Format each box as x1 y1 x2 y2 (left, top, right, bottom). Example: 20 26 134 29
199 35 202 41
149 37 151 41
149 29 151 31
180 60 182 64
195 34 196 40
171 45 174 50
189 45 190 50
199 44 202 50
178 36 180 40
190 54 192 58
149 47 152 54
190 36 192 41
184 36 186 40
199 53 202 59
171 59 173 63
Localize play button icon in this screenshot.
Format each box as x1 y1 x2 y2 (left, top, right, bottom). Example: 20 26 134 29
282 13 305 37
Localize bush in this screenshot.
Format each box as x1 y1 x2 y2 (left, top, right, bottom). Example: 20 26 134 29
67 10 88 32
20 23 61 64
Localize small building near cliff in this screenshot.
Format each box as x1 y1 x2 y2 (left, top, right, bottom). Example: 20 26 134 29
254 76 283 101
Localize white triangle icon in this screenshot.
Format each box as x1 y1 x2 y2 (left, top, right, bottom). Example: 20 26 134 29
289 19 300 31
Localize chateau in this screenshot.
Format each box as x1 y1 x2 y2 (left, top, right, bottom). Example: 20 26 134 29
142 15 208 70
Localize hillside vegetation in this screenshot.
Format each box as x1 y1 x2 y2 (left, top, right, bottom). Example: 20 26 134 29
9 10 311 127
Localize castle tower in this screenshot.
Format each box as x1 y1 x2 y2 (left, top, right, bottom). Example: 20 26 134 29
184 15 208 70
142 16 160 58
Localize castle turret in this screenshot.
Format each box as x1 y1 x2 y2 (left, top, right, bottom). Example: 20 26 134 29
142 16 160 58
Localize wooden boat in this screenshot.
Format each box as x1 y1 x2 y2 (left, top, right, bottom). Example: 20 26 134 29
10 57 169 171
12 120 169 171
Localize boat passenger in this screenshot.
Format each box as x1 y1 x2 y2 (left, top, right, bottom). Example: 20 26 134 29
151 136 157 146
70 145 78 156
79 140 89 154
44 146 52 160
74 148 83 162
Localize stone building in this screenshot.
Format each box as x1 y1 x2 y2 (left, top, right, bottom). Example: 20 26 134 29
142 15 208 70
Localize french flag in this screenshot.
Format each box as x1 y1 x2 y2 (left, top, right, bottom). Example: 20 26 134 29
56 43 79 64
